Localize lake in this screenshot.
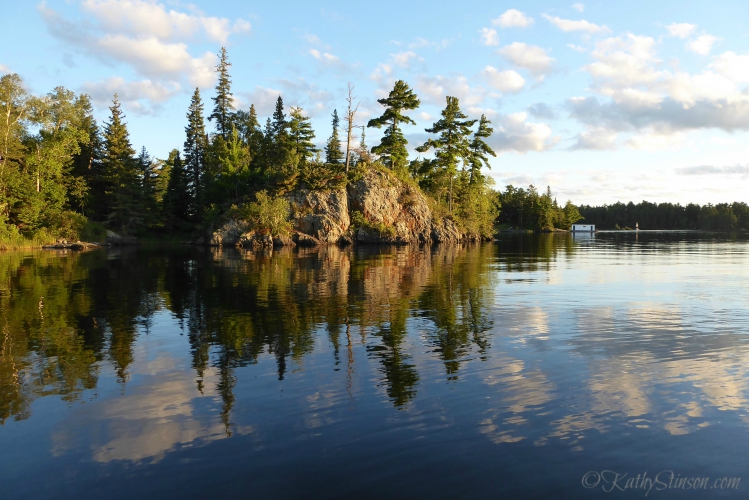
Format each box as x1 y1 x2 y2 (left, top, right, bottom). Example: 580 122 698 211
1 232 748 499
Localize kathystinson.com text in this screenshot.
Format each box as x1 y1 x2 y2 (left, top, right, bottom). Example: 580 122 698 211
582 470 740 496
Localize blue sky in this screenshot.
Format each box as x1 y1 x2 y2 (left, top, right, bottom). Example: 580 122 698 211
2 0 749 205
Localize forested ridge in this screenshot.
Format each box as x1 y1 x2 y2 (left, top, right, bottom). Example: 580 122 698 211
1 46 745 246
0 47 510 245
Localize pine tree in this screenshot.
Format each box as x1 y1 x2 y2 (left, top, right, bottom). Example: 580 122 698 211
367 80 420 171
209 47 234 140
162 149 190 231
184 88 207 221
467 115 496 185
325 110 344 164
288 107 317 165
267 96 292 172
416 96 476 212
101 95 141 233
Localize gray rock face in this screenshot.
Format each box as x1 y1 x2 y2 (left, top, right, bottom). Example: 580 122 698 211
348 169 436 244
206 168 477 247
287 187 350 243
209 219 248 246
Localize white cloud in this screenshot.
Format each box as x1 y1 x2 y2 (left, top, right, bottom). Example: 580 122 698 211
492 9 534 29
238 86 283 117
676 164 749 175
419 112 433 122
567 44 586 52
416 75 487 108
686 35 718 55
542 14 611 34
712 51 749 83
572 3 585 13
80 0 250 44
38 2 225 91
390 51 420 68
479 28 499 46
0 64 9 74
309 48 341 65
489 112 559 153
482 66 525 93
570 128 617 150
666 23 697 39
82 77 179 115
626 131 687 150
584 34 664 89
497 43 555 78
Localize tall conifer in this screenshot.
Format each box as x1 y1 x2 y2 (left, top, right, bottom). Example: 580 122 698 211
416 96 475 212
209 47 234 140
325 109 344 164
184 88 207 220
288 107 317 165
367 80 420 171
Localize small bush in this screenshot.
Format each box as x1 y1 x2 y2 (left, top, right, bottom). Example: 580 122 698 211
237 190 292 236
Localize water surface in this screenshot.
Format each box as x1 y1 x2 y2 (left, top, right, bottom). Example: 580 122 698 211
1 233 748 498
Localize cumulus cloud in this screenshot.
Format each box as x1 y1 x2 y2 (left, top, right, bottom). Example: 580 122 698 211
277 78 334 116
492 9 534 28
572 3 585 12
416 74 487 108
686 35 718 55
712 51 749 83
572 33 749 140
479 28 499 46
481 66 525 93
37 0 251 110
82 77 179 115
80 0 251 44
237 86 283 117
542 14 611 34
497 43 555 78
666 23 697 39
390 51 420 68
309 48 341 65
489 112 559 153
527 102 557 119
676 164 749 175
569 128 617 150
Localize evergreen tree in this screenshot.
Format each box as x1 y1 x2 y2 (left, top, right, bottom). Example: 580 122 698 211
416 96 475 212
69 94 102 217
267 96 293 172
324 109 344 164
101 95 141 234
232 104 263 163
162 149 190 231
184 88 207 220
136 146 157 222
209 47 234 140
288 107 317 165
467 115 496 185
367 80 420 171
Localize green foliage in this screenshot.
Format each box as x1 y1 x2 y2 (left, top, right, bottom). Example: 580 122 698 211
367 80 420 171
350 209 397 237
209 47 234 140
498 185 578 231
288 107 317 165
184 87 208 220
325 109 344 164
579 201 749 231
234 190 292 236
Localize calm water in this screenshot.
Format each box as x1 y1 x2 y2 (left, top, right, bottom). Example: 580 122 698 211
1 233 749 499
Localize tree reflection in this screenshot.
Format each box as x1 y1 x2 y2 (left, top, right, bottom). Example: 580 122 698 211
0 242 501 423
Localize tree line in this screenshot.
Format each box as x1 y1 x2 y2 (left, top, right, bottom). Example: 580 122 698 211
578 201 749 231
0 47 514 243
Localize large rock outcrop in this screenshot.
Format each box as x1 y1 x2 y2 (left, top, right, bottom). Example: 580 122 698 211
207 168 481 247
347 169 433 244
286 187 350 244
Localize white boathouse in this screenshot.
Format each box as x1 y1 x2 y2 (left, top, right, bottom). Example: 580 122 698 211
571 224 595 232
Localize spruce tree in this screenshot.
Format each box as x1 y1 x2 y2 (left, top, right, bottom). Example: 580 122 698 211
467 115 496 185
163 149 190 231
268 96 292 171
233 104 263 163
324 109 344 164
101 95 140 233
209 47 234 140
136 146 157 222
367 80 420 171
416 96 476 212
288 107 317 165
184 88 207 220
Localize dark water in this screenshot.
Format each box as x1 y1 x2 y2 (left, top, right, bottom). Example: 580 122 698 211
1 233 749 499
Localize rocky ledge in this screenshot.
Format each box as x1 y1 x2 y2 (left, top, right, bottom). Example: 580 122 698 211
205 168 489 247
